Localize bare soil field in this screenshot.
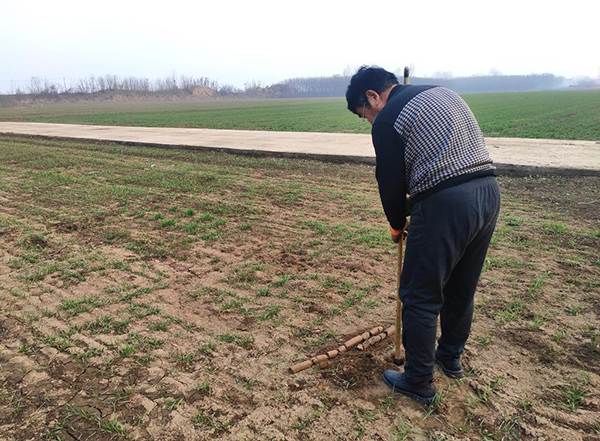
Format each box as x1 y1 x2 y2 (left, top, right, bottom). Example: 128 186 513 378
0 135 598 440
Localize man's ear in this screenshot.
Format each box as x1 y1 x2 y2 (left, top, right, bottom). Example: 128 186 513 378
365 90 381 107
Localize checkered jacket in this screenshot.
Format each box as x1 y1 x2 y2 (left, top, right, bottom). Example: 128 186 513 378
371 85 495 229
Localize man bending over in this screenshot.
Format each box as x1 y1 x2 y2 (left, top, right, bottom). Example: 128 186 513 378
346 66 500 404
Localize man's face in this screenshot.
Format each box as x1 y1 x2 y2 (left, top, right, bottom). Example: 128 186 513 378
357 102 379 125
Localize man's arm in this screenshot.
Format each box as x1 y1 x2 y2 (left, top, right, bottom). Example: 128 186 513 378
372 121 407 231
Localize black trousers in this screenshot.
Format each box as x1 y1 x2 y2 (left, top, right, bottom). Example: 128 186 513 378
400 176 500 383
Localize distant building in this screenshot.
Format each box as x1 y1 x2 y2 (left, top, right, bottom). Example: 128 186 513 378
192 87 216 97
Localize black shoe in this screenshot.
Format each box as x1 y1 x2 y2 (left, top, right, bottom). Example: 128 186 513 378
435 350 464 379
381 370 436 405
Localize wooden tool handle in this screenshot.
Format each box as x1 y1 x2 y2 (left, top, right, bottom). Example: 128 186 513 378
394 236 404 364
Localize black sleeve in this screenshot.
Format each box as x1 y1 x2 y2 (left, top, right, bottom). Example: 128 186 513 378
371 121 407 230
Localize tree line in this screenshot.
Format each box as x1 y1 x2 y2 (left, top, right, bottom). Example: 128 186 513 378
260 73 574 97
7 73 228 96
3 71 597 99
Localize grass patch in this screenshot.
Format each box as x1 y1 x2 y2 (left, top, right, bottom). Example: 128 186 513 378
560 375 591 412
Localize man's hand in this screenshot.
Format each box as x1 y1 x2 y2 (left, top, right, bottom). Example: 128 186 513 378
389 220 410 243
389 226 403 243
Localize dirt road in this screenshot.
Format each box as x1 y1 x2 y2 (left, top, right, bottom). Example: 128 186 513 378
0 122 598 175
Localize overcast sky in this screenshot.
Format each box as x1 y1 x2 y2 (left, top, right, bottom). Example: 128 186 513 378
1 0 598 92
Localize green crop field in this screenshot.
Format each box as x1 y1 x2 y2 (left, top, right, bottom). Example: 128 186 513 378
463 90 600 140
1 90 599 140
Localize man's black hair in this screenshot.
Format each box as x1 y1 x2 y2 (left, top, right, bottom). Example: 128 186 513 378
346 66 399 115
